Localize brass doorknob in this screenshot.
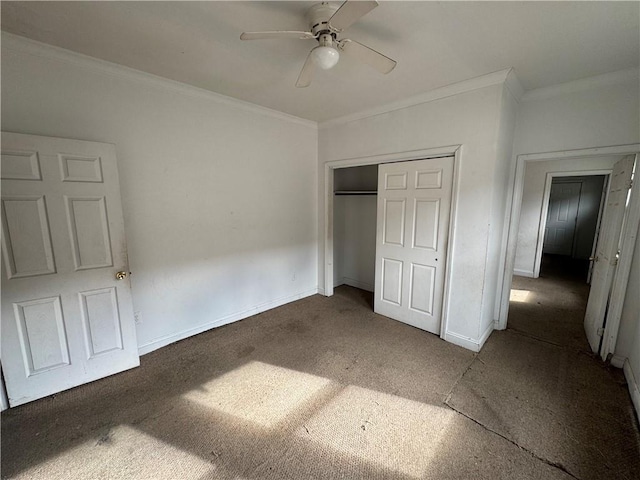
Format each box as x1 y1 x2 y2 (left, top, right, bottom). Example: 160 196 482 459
116 271 128 280
589 256 599 262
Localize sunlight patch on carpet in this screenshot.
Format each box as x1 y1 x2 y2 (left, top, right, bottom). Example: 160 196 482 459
13 425 215 480
297 385 456 478
510 289 533 303
183 361 331 428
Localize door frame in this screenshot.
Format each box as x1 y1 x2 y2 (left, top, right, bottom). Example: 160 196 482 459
323 144 462 341
533 170 611 278
498 144 640 360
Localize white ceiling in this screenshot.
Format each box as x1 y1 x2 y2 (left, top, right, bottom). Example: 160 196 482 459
2 1 638 122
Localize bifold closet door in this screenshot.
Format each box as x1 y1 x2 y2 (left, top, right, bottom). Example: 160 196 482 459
374 157 453 334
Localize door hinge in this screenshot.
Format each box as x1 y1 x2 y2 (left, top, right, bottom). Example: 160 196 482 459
597 327 605 337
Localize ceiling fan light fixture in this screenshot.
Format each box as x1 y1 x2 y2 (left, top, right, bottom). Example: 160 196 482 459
311 45 340 70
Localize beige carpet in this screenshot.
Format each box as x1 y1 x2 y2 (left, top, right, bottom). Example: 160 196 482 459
1 264 639 479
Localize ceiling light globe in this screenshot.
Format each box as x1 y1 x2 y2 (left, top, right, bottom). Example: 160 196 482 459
311 46 340 70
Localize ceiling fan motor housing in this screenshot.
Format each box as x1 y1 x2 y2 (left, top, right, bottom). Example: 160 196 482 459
308 2 340 37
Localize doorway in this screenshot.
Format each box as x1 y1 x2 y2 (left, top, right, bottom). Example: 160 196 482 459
324 145 461 340
540 174 607 284
500 146 640 361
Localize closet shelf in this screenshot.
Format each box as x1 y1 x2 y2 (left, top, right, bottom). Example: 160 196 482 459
334 190 377 196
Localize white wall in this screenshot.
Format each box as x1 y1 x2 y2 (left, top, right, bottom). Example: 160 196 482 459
333 195 377 292
319 74 518 352
617 224 640 419
1 35 319 354
513 69 639 155
515 158 619 276
487 83 520 332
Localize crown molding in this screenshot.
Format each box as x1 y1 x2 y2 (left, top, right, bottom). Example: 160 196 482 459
521 67 640 102
319 68 514 129
1 32 318 129
504 68 524 102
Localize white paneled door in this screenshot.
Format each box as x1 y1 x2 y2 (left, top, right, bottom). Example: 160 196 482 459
1 132 139 406
374 157 454 334
543 182 581 255
584 155 635 353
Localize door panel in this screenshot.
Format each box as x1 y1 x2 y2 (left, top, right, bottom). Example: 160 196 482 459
382 199 406 246
374 157 453 334
1 195 56 278
409 263 435 315
381 258 403 305
14 296 70 374
543 182 581 255
584 155 635 352
413 199 439 249
1 132 139 406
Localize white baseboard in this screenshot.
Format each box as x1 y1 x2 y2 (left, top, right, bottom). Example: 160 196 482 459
623 359 640 421
513 269 534 278
478 322 494 349
444 332 479 352
138 288 320 356
443 323 495 353
611 354 626 369
342 277 374 292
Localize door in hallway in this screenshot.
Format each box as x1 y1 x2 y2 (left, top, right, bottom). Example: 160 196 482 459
1 133 139 406
374 157 453 334
543 182 581 255
583 155 635 352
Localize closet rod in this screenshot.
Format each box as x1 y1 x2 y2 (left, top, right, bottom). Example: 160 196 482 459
334 191 377 196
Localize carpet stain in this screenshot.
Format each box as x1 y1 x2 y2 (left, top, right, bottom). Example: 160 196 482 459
95 428 113 447
236 345 255 359
284 321 310 334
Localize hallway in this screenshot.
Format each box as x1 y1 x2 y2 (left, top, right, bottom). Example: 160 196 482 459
508 254 592 351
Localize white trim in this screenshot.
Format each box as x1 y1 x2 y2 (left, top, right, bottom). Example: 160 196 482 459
0 369 8 411
342 277 374 293
323 145 462 347
324 145 461 167
137 288 319 356
521 68 640 103
441 148 463 346
319 69 514 129
498 144 640 331
1 32 317 129
611 354 626 369
517 144 640 163
323 164 335 296
623 359 640 421
513 269 534 278
602 154 640 360
504 68 525 103
533 169 612 278
444 322 493 353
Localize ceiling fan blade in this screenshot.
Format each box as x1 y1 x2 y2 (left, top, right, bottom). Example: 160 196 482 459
339 39 396 74
240 31 316 41
328 0 378 32
296 51 315 88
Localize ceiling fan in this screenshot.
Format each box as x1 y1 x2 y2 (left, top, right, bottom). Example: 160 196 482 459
240 0 396 87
